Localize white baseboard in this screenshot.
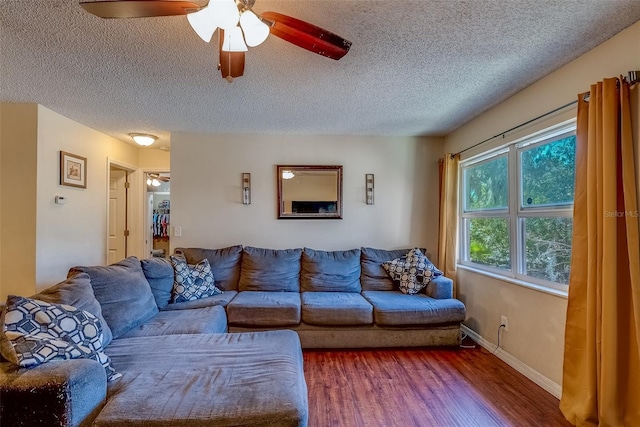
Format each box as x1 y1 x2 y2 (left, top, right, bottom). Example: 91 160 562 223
461 325 562 399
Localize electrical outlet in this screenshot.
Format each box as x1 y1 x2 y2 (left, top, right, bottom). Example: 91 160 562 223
501 315 509 332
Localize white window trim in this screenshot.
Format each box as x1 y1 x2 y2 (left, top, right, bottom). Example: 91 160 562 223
458 119 576 293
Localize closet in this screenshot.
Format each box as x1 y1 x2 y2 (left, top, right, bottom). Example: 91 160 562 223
146 173 170 258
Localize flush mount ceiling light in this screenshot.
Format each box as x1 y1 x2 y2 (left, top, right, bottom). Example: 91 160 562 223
129 133 157 146
80 0 352 82
282 170 295 180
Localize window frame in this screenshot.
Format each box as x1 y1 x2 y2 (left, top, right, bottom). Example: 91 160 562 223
460 149 512 275
459 121 576 293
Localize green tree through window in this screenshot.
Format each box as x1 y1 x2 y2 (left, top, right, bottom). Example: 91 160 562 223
461 127 576 289
521 136 576 207
465 156 508 210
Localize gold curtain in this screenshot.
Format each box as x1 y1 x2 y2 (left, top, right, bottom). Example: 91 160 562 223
560 78 640 426
438 154 459 295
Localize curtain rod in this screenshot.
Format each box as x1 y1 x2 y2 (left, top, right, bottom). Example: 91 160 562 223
452 70 640 158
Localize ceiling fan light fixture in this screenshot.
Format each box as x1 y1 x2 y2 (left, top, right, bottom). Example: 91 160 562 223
210 0 240 30
221 26 248 52
282 170 295 180
240 11 270 47
129 133 157 146
187 6 216 43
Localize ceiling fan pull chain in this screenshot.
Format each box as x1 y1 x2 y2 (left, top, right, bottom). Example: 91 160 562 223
226 50 234 83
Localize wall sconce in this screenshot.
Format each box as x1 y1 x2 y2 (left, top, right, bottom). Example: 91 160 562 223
242 173 251 205
366 174 374 205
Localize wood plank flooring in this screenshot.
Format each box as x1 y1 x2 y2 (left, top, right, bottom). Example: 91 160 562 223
303 342 572 427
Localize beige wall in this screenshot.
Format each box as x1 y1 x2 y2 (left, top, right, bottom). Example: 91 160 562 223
0 104 39 298
138 148 170 170
34 105 140 292
444 20 640 390
0 104 150 299
170 133 443 252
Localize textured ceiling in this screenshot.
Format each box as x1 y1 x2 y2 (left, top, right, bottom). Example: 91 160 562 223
1 1 640 149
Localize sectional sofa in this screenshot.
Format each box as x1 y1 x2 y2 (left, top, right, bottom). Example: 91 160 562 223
0 246 466 427
176 246 466 348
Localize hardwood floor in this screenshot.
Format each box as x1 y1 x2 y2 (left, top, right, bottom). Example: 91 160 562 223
303 342 572 427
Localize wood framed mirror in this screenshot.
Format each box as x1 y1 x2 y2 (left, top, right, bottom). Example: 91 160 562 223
277 165 343 219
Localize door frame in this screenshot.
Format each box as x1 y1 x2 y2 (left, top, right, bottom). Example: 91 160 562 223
106 159 137 264
141 169 170 258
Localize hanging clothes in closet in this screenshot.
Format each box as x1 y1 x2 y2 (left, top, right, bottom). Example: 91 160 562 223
153 201 170 238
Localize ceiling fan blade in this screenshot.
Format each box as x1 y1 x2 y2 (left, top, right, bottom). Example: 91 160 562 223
219 29 245 81
260 11 351 60
80 1 202 19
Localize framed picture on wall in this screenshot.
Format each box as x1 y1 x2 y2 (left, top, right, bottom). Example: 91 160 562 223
60 151 87 189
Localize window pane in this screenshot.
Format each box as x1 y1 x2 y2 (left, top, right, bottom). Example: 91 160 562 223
468 218 510 269
464 156 508 211
521 136 576 207
523 217 572 284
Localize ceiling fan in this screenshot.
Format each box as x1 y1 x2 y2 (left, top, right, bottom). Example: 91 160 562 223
80 0 352 82
146 173 170 186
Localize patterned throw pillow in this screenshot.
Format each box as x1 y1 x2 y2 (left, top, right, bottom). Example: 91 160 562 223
169 256 223 303
0 296 121 381
382 248 442 295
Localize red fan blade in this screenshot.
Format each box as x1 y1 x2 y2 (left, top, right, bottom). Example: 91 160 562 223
260 11 351 60
80 1 202 19
219 30 245 82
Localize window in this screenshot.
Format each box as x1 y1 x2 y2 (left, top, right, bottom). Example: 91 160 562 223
463 154 510 269
460 123 576 291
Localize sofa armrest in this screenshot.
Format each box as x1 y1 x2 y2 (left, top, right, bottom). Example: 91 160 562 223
425 275 453 299
0 358 107 427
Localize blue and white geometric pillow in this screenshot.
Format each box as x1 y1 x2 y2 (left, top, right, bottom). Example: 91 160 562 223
382 248 442 295
0 295 121 381
169 256 222 303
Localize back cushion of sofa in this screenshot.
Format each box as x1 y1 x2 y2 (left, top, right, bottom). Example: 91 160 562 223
140 257 174 309
31 272 114 347
239 246 302 292
301 248 361 292
68 257 158 339
175 246 242 291
360 247 417 291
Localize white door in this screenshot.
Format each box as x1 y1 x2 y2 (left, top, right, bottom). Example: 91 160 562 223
108 168 128 264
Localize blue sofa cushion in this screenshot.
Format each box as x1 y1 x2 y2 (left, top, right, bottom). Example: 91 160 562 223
31 272 113 347
227 291 301 326
360 247 418 291
175 246 243 291
119 306 228 338
140 257 174 309
162 291 238 310
69 257 158 340
301 248 361 292
99 331 308 427
383 248 441 294
169 256 222 303
0 295 120 381
362 290 466 326
239 247 302 292
301 292 372 325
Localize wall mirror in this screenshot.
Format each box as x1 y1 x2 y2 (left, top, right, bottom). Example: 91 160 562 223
277 165 343 219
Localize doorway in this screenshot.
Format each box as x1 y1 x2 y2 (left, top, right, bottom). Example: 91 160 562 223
108 165 129 264
145 172 170 258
